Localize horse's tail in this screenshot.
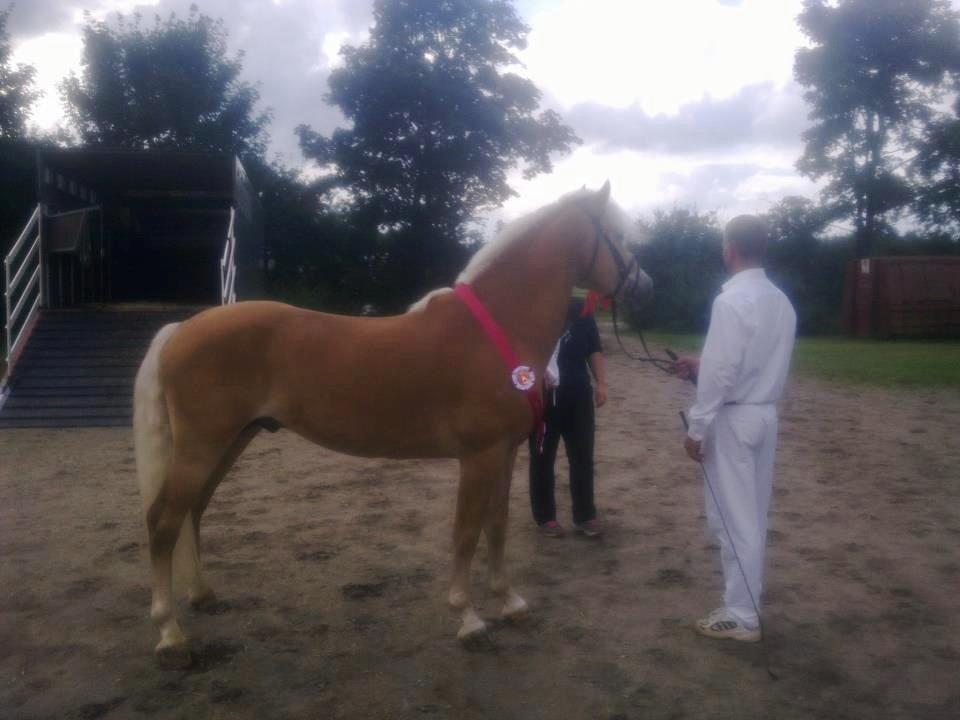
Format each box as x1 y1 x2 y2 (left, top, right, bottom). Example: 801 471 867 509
134 322 195 590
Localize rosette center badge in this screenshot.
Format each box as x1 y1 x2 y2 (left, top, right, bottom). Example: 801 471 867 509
511 365 536 391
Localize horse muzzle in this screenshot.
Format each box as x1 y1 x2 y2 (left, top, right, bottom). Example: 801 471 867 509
621 266 653 312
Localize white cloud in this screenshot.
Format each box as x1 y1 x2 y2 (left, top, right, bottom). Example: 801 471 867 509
567 81 809 155
11 32 83 131
491 142 820 233
490 0 815 232
87 0 161 18
521 0 805 115
10 2 164 131
10 0 821 230
10 0 372 163
320 30 353 70
735 169 815 207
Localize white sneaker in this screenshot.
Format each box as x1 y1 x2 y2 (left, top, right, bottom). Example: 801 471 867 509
695 608 761 643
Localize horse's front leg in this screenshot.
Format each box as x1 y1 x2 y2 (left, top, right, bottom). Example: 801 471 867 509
450 445 503 643
484 446 528 621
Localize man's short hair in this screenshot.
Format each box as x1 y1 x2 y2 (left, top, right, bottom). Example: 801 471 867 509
724 215 768 262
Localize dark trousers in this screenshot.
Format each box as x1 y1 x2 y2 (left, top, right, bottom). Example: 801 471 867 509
528 385 596 525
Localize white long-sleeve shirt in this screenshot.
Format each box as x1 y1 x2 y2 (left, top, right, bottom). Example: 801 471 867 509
687 268 797 442
545 339 560 386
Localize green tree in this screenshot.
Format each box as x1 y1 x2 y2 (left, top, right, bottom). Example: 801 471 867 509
297 0 579 301
1 3 40 341
61 5 270 156
245 158 380 313
1 7 41 309
629 208 725 333
764 196 830 248
795 0 960 257
914 98 960 235
0 7 39 139
763 197 852 334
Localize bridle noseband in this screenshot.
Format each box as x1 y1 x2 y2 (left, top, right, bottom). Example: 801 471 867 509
580 211 640 301
578 206 675 376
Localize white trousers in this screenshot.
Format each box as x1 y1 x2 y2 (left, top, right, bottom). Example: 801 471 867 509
703 404 778 629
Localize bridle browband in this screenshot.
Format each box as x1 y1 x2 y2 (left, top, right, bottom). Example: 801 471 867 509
577 205 675 376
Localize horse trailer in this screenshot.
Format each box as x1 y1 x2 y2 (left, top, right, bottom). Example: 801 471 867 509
1 149 263 427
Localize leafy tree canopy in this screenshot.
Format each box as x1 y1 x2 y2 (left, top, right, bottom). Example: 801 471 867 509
629 208 725 333
61 4 271 157
762 197 853 334
764 195 831 247
297 0 579 299
626 202 856 336
795 0 960 256
0 7 39 139
914 97 960 235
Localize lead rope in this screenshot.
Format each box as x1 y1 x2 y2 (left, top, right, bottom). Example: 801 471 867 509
608 299 676 375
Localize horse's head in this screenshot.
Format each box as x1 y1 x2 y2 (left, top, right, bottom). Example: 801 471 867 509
571 181 653 314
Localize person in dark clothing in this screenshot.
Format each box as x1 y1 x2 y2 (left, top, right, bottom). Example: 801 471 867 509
529 298 608 538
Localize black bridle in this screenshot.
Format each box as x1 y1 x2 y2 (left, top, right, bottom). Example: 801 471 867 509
580 209 675 376
581 212 638 299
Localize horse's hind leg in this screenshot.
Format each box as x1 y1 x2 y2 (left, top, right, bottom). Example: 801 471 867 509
148 444 228 667
449 445 502 643
182 425 262 608
147 488 192 668
484 446 528 621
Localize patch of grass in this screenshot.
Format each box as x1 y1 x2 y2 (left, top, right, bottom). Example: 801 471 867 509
792 337 960 386
639 332 960 387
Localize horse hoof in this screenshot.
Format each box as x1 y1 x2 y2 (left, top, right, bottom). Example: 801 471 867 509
457 615 488 645
155 643 192 669
501 593 529 623
502 605 529 623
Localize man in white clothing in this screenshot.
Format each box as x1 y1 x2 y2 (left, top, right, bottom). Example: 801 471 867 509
674 215 796 642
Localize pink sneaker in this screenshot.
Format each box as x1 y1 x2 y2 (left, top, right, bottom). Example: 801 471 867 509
537 520 566 538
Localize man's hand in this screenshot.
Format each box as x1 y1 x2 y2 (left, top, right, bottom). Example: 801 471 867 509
673 355 700 382
594 381 608 408
684 436 704 462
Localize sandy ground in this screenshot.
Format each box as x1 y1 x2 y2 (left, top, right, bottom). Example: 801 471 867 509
2 338 959 720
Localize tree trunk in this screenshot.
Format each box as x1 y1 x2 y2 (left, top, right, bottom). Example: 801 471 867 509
861 111 887 257
855 137 868 257
854 199 869 257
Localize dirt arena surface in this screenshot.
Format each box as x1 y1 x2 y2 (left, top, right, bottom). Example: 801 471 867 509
2 340 959 720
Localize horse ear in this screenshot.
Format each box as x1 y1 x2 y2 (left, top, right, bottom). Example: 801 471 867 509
593 180 611 212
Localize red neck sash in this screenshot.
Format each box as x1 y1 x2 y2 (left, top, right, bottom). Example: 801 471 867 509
453 283 544 441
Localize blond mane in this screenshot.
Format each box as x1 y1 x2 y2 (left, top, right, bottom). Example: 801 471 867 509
408 185 634 312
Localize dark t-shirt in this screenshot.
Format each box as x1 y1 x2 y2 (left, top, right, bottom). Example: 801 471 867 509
557 314 602 391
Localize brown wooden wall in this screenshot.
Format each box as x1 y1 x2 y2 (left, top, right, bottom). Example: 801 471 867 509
842 257 960 338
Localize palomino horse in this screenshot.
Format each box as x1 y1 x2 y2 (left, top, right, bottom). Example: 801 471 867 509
133 182 652 666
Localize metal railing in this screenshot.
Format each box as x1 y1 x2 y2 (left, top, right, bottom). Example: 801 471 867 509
46 205 103 308
220 207 237 305
4 204 44 379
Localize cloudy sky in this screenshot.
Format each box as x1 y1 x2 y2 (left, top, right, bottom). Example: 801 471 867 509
10 0 822 229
